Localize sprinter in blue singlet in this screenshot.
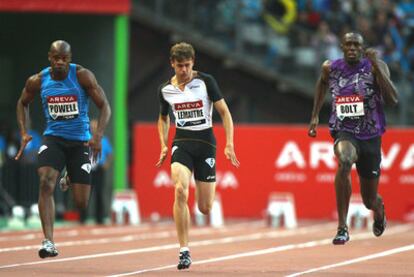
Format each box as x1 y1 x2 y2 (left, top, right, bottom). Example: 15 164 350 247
15 40 111 258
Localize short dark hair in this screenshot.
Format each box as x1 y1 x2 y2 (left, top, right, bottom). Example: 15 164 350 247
170 42 195 62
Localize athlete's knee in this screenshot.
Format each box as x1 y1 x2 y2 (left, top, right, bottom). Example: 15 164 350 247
39 173 56 195
175 185 188 203
198 202 212 215
337 154 353 174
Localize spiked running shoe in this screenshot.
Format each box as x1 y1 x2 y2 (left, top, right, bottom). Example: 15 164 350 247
177 250 192 270
332 226 350 245
373 203 387 237
38 239 58 258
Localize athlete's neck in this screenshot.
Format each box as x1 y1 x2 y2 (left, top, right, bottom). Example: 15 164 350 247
50 70 68 81
174 71 193 87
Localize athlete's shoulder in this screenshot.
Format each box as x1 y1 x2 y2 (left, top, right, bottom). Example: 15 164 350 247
25 71 42 92
75 64 90 75
195 71 215 81
158 79 170 91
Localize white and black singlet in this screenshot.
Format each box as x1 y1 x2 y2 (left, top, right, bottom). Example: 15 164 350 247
159 71 223 145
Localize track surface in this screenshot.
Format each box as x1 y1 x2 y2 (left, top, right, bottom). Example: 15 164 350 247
1 220 413 276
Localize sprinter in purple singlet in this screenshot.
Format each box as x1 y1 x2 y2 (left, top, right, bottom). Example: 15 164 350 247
308 33 398 245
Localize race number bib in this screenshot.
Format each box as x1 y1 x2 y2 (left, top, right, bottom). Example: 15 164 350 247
47 95 79 120
174 100 206 127
336 95 364 120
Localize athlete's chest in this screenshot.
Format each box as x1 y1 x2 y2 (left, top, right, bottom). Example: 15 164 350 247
162 79 208 106
330 69 375 97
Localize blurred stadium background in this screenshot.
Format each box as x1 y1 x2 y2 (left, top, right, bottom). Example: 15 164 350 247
0 0 414 229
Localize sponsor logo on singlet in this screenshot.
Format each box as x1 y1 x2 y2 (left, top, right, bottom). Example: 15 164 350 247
174 100 206 127
47 95 79 120
335 95 364 120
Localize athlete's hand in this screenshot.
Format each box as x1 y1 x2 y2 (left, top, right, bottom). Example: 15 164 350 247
15 133 32 160
156 145 168 167
87 135 102 164
225 144 240 168
308 117 319 138
365 48 379 66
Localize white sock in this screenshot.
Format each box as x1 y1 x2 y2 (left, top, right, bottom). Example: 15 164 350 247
180 247 189 253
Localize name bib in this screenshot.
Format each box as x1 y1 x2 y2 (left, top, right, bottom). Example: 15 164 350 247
47 95 79 120
174 100 206 127
336 95 364 120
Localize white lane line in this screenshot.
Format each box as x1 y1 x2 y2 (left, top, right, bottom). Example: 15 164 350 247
0 224 154 242
105 224 413 277
0 220 280 253
0 222 334 269
0 220 265 242
285 243 414 277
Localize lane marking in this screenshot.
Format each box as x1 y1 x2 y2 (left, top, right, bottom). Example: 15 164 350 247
0 223 334 269
0 220 281 253
106 224 413 276
285 243 414 276
0 220 265 242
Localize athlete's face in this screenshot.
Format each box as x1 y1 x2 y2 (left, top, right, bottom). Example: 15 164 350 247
171 58 194 81
341 34 364 65
48 49 71 77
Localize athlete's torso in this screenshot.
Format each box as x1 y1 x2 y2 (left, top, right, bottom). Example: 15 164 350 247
159 72 222 131
40 63 91 141
328 58 386 139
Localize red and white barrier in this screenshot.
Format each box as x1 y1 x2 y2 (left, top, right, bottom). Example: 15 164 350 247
347 194 373 229
111 190 141 225
266 192 297 229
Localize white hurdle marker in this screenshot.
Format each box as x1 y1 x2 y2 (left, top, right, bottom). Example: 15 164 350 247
7 205 26 230
347 194 373 229
27 203 42 229
111 190 141 225
194 193 224 228
266 192 297 229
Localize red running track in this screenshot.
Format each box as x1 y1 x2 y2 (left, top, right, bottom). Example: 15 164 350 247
0 220 413 276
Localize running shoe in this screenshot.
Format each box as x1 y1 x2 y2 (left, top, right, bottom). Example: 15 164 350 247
373 203 386 237
332 226 350 245
177 250 192 270
38 239 58 258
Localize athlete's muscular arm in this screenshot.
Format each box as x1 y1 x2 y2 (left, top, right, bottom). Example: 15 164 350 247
214 99 240 167
77 67 111 162
15 74 41 160
156 114 170 167
365 48 398 106
308 60 330 138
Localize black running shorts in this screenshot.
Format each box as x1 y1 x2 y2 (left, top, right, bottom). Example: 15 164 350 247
38 135 92 184
334 131 382 179
171 140 216 182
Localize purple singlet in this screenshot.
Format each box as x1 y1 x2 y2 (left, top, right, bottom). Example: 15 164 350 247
328 58 385 140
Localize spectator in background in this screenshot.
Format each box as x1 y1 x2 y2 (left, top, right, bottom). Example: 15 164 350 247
79 119 112 224
312 20 341 64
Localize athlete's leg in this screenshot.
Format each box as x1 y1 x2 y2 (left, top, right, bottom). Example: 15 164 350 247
359 176 386 236
171 162 192 248
66 141 92 216
195 181 216 215
71 183 91 210
37 166 60 242
334 141 358 229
